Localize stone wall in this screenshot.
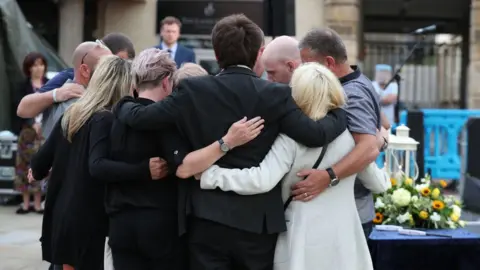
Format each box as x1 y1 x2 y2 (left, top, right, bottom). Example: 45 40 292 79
469 0 480 108
324 0 360 64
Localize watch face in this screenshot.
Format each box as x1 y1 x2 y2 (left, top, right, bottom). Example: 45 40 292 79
330 178 339 187
220 143 230 152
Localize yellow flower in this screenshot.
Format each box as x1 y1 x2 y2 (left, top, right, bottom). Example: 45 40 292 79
432 200 445 210
439 180 448 188
404 177 413 186
450 213 460 222
373 212 384 224
421 187 431 197
431 188 441 199
454 199 462 206
390 178 397 186
419 211 429 220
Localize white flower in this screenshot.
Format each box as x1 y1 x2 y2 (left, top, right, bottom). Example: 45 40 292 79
447 219 457 229
459 220 466 227
420 178 426 183
375 198 385 209
444 196 455 205
391 188 412 207
430 212 441 223
411 195 418 202
451 205 462 216
415 183 429 192
396 212 412 224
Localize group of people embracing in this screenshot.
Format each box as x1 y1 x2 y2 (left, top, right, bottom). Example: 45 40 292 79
21 14 391 270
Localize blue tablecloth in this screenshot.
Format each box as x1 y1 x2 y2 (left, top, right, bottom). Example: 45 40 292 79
369 228 480 270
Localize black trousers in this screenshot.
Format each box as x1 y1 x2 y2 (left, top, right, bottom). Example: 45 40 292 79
108 209 187 270
188 217 278 270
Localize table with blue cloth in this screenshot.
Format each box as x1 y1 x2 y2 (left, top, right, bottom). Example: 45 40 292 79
369 228 480 270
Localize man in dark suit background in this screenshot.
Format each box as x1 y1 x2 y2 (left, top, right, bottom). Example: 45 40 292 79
118 14 347 270
155 16 196 67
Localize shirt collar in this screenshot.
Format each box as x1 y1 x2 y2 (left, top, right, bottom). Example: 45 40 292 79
339 65 361 84
161 42 178 53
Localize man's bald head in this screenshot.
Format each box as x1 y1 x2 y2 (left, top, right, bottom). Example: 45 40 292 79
261 36 302 84
263 36 300 62
72 41 112 86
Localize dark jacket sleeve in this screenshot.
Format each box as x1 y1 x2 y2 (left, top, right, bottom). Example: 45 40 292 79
37 68 74 93
266 83 348 147
115 84 189 130
88 111 151 182
31 118 61 180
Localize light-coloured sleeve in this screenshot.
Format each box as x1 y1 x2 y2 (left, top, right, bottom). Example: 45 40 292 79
200 134 295 195
357 162 391 193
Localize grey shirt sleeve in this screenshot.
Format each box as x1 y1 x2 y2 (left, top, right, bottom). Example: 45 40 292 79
345 89 378 136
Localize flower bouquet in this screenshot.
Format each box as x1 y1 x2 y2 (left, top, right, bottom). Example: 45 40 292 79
373 174 465 229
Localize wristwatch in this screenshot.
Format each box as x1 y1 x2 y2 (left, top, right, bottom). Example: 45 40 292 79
326 168 339 187
218 138 231 153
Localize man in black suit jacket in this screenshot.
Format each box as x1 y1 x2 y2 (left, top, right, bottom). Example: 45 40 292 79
117 14 347 270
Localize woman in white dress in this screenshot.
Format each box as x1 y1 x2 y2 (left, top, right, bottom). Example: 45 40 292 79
177 62 390 270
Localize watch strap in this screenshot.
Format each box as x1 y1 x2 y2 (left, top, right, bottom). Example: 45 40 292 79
326 167 337 180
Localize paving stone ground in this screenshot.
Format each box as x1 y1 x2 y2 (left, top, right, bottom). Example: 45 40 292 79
0 205 49 270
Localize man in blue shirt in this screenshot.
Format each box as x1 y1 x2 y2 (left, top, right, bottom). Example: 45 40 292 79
17 33 135 119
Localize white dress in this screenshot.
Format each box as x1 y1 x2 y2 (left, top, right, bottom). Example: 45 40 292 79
200 131 391 270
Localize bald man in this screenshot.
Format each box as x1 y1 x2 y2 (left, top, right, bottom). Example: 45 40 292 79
262 36 302 84
41 41 111 138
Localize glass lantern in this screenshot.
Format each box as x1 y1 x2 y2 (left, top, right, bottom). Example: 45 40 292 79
385 125 420 181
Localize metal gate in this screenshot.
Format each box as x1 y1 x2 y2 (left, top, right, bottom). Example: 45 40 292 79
363 37 462 108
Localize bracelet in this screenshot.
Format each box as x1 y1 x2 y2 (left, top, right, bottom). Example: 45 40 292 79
52 89 58 103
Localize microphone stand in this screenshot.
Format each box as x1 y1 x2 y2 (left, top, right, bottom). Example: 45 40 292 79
384 35 426 122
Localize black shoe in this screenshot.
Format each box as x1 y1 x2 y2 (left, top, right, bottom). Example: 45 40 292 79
16 208 30 214
34 209 44 214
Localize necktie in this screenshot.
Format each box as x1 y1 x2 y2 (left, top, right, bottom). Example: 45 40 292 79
167 49 173 58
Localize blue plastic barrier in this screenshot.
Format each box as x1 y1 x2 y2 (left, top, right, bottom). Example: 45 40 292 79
376 110 480 180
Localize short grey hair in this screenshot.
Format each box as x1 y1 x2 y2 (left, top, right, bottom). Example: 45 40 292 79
131 48 177 90
299 28 348 63
173 63 208 86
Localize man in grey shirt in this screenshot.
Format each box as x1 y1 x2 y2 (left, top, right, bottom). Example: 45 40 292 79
291 28 388 239
41 42 112 138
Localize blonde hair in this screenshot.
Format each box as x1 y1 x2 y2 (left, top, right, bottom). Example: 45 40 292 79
173 63 208 86
290 62 346 120
132 48 176 90
62 55 132 142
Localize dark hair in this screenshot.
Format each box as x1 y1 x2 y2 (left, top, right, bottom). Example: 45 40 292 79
299 28 348 63
161 16 182 28
101 32 135 59
22 52 47 77
211 14 264 69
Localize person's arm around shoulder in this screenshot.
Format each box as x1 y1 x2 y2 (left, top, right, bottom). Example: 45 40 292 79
176 117 264 178
88 111 165 181
116 81 189 130
291 91 383 200
17 69 81 118
200 134 295 195
269 83 348 147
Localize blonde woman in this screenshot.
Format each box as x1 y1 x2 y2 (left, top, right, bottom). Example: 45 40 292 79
179 63 390 270
30 56 137 270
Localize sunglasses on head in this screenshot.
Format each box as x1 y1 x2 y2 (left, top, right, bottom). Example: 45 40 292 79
80 39 109 65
